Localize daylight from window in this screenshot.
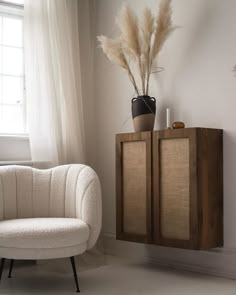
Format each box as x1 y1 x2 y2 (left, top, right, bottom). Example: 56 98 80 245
0 12 25 134
2 0 24 5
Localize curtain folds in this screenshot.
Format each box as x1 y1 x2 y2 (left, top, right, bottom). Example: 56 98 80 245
24 0 86 166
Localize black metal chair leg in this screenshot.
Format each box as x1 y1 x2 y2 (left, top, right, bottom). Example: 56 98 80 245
0 258 6 281
70 256 80 292
8 259 14 278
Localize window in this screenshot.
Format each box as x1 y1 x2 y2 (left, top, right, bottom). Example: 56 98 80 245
0 1 25 135
2 1 24 4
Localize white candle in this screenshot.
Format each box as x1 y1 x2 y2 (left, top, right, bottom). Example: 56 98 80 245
166 108 171 129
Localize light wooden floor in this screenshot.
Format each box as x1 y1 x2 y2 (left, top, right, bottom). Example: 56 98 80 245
0 255 236 294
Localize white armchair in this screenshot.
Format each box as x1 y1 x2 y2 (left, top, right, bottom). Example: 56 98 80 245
0 164 102 292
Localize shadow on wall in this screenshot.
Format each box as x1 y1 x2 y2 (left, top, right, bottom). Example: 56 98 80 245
222 130 236 247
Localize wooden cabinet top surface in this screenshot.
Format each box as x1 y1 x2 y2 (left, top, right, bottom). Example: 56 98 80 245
116 127 223 138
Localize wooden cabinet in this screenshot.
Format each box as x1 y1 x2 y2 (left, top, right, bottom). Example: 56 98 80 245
116 128 223 250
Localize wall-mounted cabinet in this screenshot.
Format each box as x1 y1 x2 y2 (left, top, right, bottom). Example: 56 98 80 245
116 128 223 250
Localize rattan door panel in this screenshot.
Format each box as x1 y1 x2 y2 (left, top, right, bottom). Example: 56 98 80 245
123 141 147 235
160 138 190 240
153 129 198 249
116 132 152 243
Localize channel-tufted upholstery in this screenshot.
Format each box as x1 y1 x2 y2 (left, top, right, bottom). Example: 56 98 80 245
0 164 102 260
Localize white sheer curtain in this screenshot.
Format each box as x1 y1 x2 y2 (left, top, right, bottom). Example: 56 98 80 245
24 0 86 166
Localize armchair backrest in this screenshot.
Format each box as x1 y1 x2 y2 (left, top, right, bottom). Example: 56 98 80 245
0 164 102 249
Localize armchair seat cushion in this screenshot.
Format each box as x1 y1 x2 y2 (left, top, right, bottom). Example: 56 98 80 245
0 218 90 249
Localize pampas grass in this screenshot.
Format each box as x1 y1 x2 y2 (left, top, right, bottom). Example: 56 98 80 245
97 0 176 96
116 4 141 60
97 35 140 94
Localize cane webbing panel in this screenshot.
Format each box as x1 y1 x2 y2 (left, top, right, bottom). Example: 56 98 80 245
160 138 190 240
122 141 146 235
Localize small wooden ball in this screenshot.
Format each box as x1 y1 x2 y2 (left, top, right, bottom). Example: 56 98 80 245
172 121 185 129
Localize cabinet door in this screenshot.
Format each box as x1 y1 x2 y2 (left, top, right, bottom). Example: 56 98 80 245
116 132 152 243
153 129 198 249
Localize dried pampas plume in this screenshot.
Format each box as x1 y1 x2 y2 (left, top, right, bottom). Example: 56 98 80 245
140 7 155 94
97 35 140 94
141 7 154 56
97 35 127 69
116 4 144 93
97 0 176 96
116 4 141 59
152 0 174 59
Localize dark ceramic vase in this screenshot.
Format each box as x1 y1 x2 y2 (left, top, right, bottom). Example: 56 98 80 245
131 96 156 132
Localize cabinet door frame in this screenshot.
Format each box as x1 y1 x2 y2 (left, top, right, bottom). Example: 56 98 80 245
153 128 199 249
116 132 152 243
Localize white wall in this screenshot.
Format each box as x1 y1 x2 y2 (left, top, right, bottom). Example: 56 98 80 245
94 0 236 252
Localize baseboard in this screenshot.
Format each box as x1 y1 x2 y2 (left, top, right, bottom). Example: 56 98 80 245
103 233 236 280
